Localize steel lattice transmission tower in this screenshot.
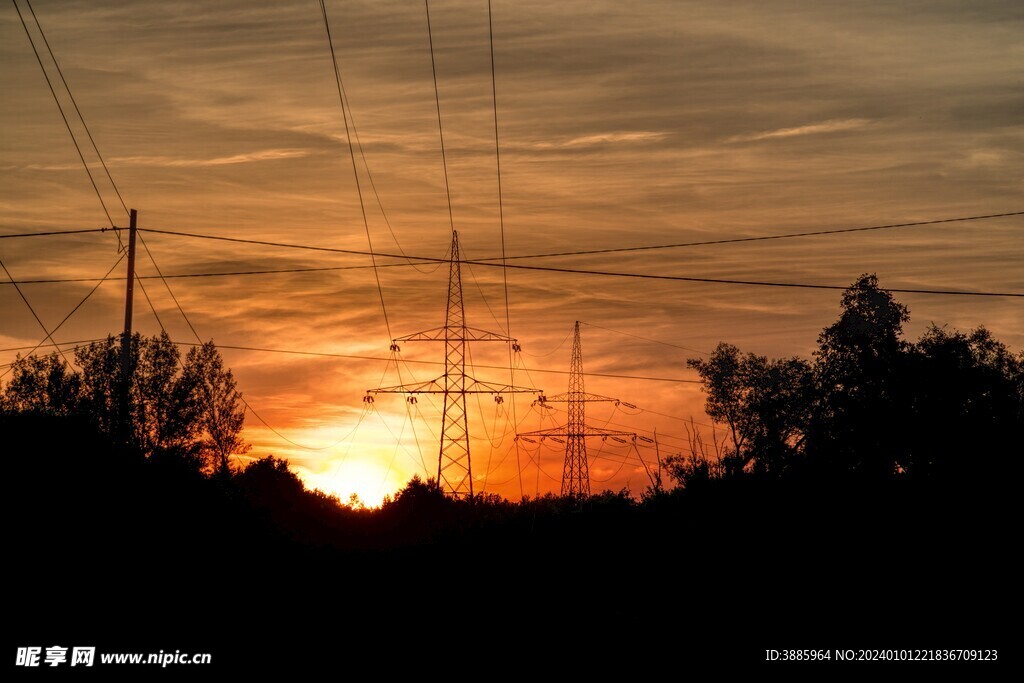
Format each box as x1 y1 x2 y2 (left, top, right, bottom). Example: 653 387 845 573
368 230 538 498
518 321 636 497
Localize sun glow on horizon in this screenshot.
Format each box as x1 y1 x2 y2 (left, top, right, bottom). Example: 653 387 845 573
297 454 413 509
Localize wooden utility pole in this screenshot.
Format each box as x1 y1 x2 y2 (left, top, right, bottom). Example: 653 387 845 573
118 209 137 443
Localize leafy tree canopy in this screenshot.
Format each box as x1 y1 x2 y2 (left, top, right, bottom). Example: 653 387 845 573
1 332 248 473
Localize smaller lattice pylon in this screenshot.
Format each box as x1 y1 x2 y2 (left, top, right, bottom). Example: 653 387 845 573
517 321 636 497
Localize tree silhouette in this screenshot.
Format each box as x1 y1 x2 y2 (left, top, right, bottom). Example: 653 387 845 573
235 455 306 501
179 341 249 474
74 332 196 454
906 324 1023 480
681 273 1021 486
807 273 911 479
687 343 810 477
2 332 248 472
0 353 82 415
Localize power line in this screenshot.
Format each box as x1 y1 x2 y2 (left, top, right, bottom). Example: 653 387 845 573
176 342 423 365
319 0 393 340
0 268 120 373
13 257 1017 298
519 327 574 358
0 262 430 285
400 368 428 475
518 442 564 484
4 209 1021 255
545 402 716 445
589 450 637 483
460 246 509 334
99 251 1024 298
129 209 1020 262
0 338 105 354
580 320 709 356
0 339 103 372
486 0 522 496
11 0 115 229
423 0 456 235
487 0 506 270
0 255 123 379
372 407 413 494
321 24 442 277
134 274 166 332
482 439 536 488
481 262 1024 296
0 227 111 239
536 402 700 450
138 233 200 340
12 253 1019 299
9 225 1013 297
615 402 722 433
23 0 129 219
476 211 1024 262
0 257 72 367
131 227 1024 297
13 0 131 262
77 224 444 262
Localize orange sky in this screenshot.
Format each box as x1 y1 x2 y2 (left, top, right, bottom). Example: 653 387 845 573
2 0 1021 504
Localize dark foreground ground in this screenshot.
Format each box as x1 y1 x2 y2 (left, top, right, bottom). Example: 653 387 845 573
4 415 1012 675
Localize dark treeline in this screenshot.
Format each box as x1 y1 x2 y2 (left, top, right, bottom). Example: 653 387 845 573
3 275 1017 671
670 273 1023 488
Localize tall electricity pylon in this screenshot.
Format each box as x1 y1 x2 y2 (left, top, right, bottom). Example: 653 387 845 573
518 321 635 497
369 230 538 498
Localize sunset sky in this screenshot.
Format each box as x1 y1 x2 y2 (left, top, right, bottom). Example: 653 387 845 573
2 0 1021 504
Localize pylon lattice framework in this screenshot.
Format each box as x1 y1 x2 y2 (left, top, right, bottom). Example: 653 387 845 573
518 321 636 497
369 230 537 498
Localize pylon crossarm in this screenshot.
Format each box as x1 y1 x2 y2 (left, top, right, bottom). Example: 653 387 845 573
369 376 537 395
369 377 444 394
539 392 621 403
463 375 538 394
394 325 517 343
517 426 636 439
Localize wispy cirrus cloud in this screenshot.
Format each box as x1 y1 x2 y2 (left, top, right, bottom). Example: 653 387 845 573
563 131 669 147
12 148 311 171
728 118 871 143
519 131 669 150
111 148 311 167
